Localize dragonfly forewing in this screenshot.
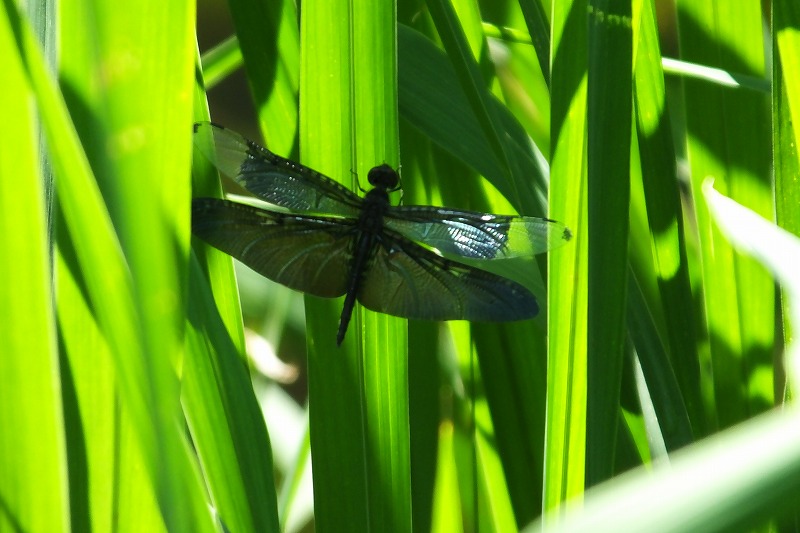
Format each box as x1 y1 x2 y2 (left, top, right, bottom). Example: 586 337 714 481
384 206 572 260
194 122 362 218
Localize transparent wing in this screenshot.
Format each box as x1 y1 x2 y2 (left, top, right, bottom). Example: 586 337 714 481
191 198 353 297
384 206 572 260
358 232 539 321
193 122 362 217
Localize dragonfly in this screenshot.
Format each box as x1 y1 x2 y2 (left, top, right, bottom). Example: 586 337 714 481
191 122 571 345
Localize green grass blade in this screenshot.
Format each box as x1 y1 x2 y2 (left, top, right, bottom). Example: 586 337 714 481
545 0 589 512
703 180 800 374
401 5 554 527
352 2 412 526
430 422 464 532
184 256 280 533
517 0 551 87
773 0 800 243
0 8 66 531
358 123 412 533
296 0 370 529
408 321 442 532
774 0 800 165
632 0 703 441
189 63 282 531
57 230 149 532
585 0 633 486
471 321 548 526
472 354 520 531
398 25 505 191
774 0 800 365
7 0 215 529
190 81 246 343
626 271 693 451
20 8 154 527
660 57 770 93
426 0 518 198
226 0 298 155
398 24 550 216
200 36 243 90
676 0 775 428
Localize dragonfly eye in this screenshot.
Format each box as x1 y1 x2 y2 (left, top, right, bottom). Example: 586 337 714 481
367 164 399 189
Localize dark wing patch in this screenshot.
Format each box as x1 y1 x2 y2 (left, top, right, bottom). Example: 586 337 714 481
384 206 571 260
192 198 353 298
193 122 362 217
357 231 539 321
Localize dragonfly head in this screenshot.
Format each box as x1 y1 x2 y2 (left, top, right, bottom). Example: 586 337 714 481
367 164 400 191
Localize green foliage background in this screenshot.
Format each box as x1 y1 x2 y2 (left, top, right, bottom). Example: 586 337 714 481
2 0 800 531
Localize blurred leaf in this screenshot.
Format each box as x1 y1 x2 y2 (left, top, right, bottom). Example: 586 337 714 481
10 0 213 529
530 404 800 532
0 5 65 531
